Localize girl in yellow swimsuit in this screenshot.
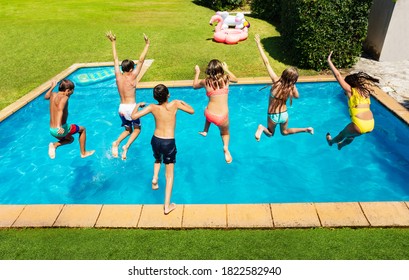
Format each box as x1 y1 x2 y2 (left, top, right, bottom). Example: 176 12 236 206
326 51 379 150
193 59 238 163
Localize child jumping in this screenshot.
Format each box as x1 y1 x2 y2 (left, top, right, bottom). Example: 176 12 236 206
106 31 150 160
193 59 238 163
131 84 194 215
254 34 313 141
45 79 95 159
326 51 379 150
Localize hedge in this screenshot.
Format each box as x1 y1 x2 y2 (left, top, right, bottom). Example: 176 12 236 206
252 0 372 70
194 0 246 11
250 0 281 23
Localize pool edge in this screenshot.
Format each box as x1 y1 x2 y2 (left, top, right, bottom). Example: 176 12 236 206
1 66 409 229
1 202 409 229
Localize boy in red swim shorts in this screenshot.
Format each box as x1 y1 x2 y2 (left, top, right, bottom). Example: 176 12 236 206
45 79 95 159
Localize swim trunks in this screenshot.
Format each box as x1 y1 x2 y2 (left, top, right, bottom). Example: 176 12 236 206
118 103 141 128
49 123 80 138
204 108 228 126
151 135 177 164
268 111 288 124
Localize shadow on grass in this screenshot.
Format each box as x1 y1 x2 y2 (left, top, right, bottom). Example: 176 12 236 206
260 36 298 67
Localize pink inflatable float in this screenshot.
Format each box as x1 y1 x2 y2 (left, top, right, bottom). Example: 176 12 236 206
209 12 249 44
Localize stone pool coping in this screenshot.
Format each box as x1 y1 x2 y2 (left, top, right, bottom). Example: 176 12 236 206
1 202 409 228
0 63 408 229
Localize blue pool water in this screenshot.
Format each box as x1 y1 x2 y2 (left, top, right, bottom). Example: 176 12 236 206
1 66 409 204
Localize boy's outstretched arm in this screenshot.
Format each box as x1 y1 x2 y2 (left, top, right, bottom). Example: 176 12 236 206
177 100 194 114
106 31 120 74
131 102 150 120
44 80 57 100
133 34 150 78
254 34 278 82
327 51 351 93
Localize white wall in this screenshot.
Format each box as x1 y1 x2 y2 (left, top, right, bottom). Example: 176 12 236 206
365 0 409 61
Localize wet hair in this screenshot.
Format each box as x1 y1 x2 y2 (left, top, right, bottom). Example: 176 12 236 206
58 79 75 92
344 72 379 98
204 59 230 90
271 67 299 112
121 59 135 72
153 84 169 104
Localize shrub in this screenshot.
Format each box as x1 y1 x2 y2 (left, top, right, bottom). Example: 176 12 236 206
280 0 372 70
250 0 281 23
194 0 246 11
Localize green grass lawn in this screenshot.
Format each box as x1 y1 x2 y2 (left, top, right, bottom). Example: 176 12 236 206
0 0 315 110
1 0 408 260
1 228 409 260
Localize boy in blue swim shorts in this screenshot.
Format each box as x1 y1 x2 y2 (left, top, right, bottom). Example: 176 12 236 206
131 84 194 215
45 79 95 159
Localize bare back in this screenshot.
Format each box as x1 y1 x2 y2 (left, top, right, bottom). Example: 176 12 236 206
115 72 137 104
151 101 179 139
49 92 69 128
204 83 229 114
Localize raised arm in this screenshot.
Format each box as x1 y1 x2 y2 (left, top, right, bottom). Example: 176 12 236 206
222 62 238 83
132 34 150 78
327 51 351 94
177 100 194 114
254 34 279 82
44 80 57 100
193 65 205 89
131 102 150 120
106 31 120 74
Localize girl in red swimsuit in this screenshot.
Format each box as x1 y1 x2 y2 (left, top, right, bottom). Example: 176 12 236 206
193 59 238 163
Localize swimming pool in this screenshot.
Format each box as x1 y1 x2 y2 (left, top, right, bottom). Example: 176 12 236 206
0 66 408 204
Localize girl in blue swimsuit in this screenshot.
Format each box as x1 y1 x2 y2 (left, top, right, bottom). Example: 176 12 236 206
254 34 314 141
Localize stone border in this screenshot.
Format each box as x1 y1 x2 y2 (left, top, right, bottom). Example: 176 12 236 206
1 202 409 229
0 66 408 229
0 60 154 122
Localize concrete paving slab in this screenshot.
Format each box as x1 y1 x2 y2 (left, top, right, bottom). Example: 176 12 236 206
183 204 226 228
0 205 25 227
360 202 409 227
95 205 142 228
138 204 182 228
315 202 369 227
53 205 102 227
227 204 273 228
12 205 63 228
271 203 321 228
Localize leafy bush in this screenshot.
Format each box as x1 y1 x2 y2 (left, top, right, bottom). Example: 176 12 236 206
194 0 246 11
280 0 372 70
250 0 281 23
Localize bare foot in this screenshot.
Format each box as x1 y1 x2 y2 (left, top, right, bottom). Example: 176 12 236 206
164 203 176 215
326 133 333 146
121 145 128 160
48 143 56 159
152 179 159 190
224 148 233 164
198 131 207 137
255 124 263 141
111 141 119 158
81 150 95 158
307 127 314 135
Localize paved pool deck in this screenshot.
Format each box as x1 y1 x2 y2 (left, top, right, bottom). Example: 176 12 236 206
1 202 409 229
1 62 409 229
